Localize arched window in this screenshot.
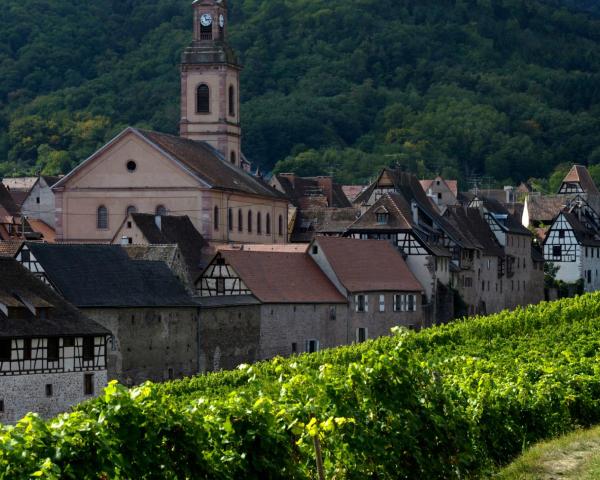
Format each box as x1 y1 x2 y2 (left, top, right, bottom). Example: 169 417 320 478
229 86 235 116
257 212 262 234
126 205 137 216
230 151 236 164
97 206 108 229
228 208 233 232
266 213 271 235
213 206 219 231
155 205 167 216
278 215 283 236
197 84 210 113
238 209 243 232
247 210 253 233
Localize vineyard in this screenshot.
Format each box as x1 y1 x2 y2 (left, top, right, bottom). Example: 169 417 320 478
3 294 600 478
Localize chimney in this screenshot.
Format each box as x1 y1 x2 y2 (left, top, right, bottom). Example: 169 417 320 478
504 186 515 203
155 215 162 231
317 177 334 206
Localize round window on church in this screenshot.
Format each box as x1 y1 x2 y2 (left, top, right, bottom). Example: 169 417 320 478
126 160 137 172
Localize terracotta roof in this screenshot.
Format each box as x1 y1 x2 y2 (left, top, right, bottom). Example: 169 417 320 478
561 165 600 195
0 258 109 338
27 219 56 243
0 240 23 257
342 185 366 202
273 174 351 208
291 207 359 242
218 250 346 304
127 213 207 279
1 177 37 191
526 195 570 223
314 237 424 293
135 129 286 200
218 243 309 253
420 178 458 197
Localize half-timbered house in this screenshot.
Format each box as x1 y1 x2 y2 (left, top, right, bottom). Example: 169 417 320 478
195 250 347 371
14 243 199 385
0 258 109 423
543 197 600 292
468 196 544 308
348 170 454 323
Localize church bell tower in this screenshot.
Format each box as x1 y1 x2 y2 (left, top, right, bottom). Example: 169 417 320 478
180 0 242 168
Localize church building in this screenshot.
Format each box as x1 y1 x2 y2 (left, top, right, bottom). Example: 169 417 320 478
53 0 288 245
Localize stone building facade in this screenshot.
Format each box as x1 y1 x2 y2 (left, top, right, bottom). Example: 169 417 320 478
14 243 199 386
0 258 109 423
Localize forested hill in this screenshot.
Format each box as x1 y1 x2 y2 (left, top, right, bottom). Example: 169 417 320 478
1 0 600 187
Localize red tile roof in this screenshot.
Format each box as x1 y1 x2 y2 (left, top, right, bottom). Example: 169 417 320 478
562 165 600 195
314 236 424 293
220 250 346 304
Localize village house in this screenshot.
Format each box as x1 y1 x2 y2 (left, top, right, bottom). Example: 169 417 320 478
309 237 426 331
2 176 60 228
419 176 459 213
195 237 424 370
0 258 109 423
347 169 453 323
543 196 600 292
111 213 208 291
14 243 199 385
52 0 289 245
196 249 347 371
468 196 544 309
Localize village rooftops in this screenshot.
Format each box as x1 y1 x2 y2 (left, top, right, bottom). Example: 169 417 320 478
0 258 109 338
312 236 424 293
560 165 600 196
116 213 208 279
473 195 532 236
444 206 504 257
19 243 197 308
420 178 458 197
207 250 347 304
271 174 351 209
525 195 571 224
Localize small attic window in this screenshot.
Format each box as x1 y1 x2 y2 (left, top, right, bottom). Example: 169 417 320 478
375 206 389 225
126 160 137 172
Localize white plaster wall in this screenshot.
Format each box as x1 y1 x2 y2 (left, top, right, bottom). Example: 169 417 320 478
581 248 600 292
0 370 107 424
21 178 56 228
405 255 434 300
554 252 582 284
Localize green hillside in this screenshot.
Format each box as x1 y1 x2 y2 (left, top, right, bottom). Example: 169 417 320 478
1 0 600 185
3 294 600 478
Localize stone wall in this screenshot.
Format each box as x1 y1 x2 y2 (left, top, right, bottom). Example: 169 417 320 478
198 305 261 372
0 370 107 424
85 307 199 385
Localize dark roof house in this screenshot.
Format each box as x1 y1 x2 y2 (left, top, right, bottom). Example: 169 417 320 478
0 257 109 338
18 243 196 308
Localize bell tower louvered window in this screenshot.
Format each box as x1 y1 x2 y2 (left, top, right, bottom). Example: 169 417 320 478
197 84 210 113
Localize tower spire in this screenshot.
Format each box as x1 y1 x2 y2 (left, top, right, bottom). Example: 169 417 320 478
180 0 242 168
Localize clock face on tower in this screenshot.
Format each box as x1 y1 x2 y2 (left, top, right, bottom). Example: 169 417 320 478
200 14 213 27
219 14 224 28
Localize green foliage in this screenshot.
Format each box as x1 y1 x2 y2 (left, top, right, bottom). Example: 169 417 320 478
5 294 600 477
1 0 600 184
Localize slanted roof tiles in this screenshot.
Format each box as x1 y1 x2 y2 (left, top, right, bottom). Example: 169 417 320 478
315 237 424 293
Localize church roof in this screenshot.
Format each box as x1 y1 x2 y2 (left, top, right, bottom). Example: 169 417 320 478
314 237 424 293
561 165 600 195
135 129 286 200
52 128 287 202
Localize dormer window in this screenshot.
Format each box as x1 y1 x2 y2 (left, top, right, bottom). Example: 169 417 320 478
375 206 389 225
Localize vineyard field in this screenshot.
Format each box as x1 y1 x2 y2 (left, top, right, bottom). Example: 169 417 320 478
3 294 600 478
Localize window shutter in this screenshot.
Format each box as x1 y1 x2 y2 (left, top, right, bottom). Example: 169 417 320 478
355 296 359 312
365 295 369 312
